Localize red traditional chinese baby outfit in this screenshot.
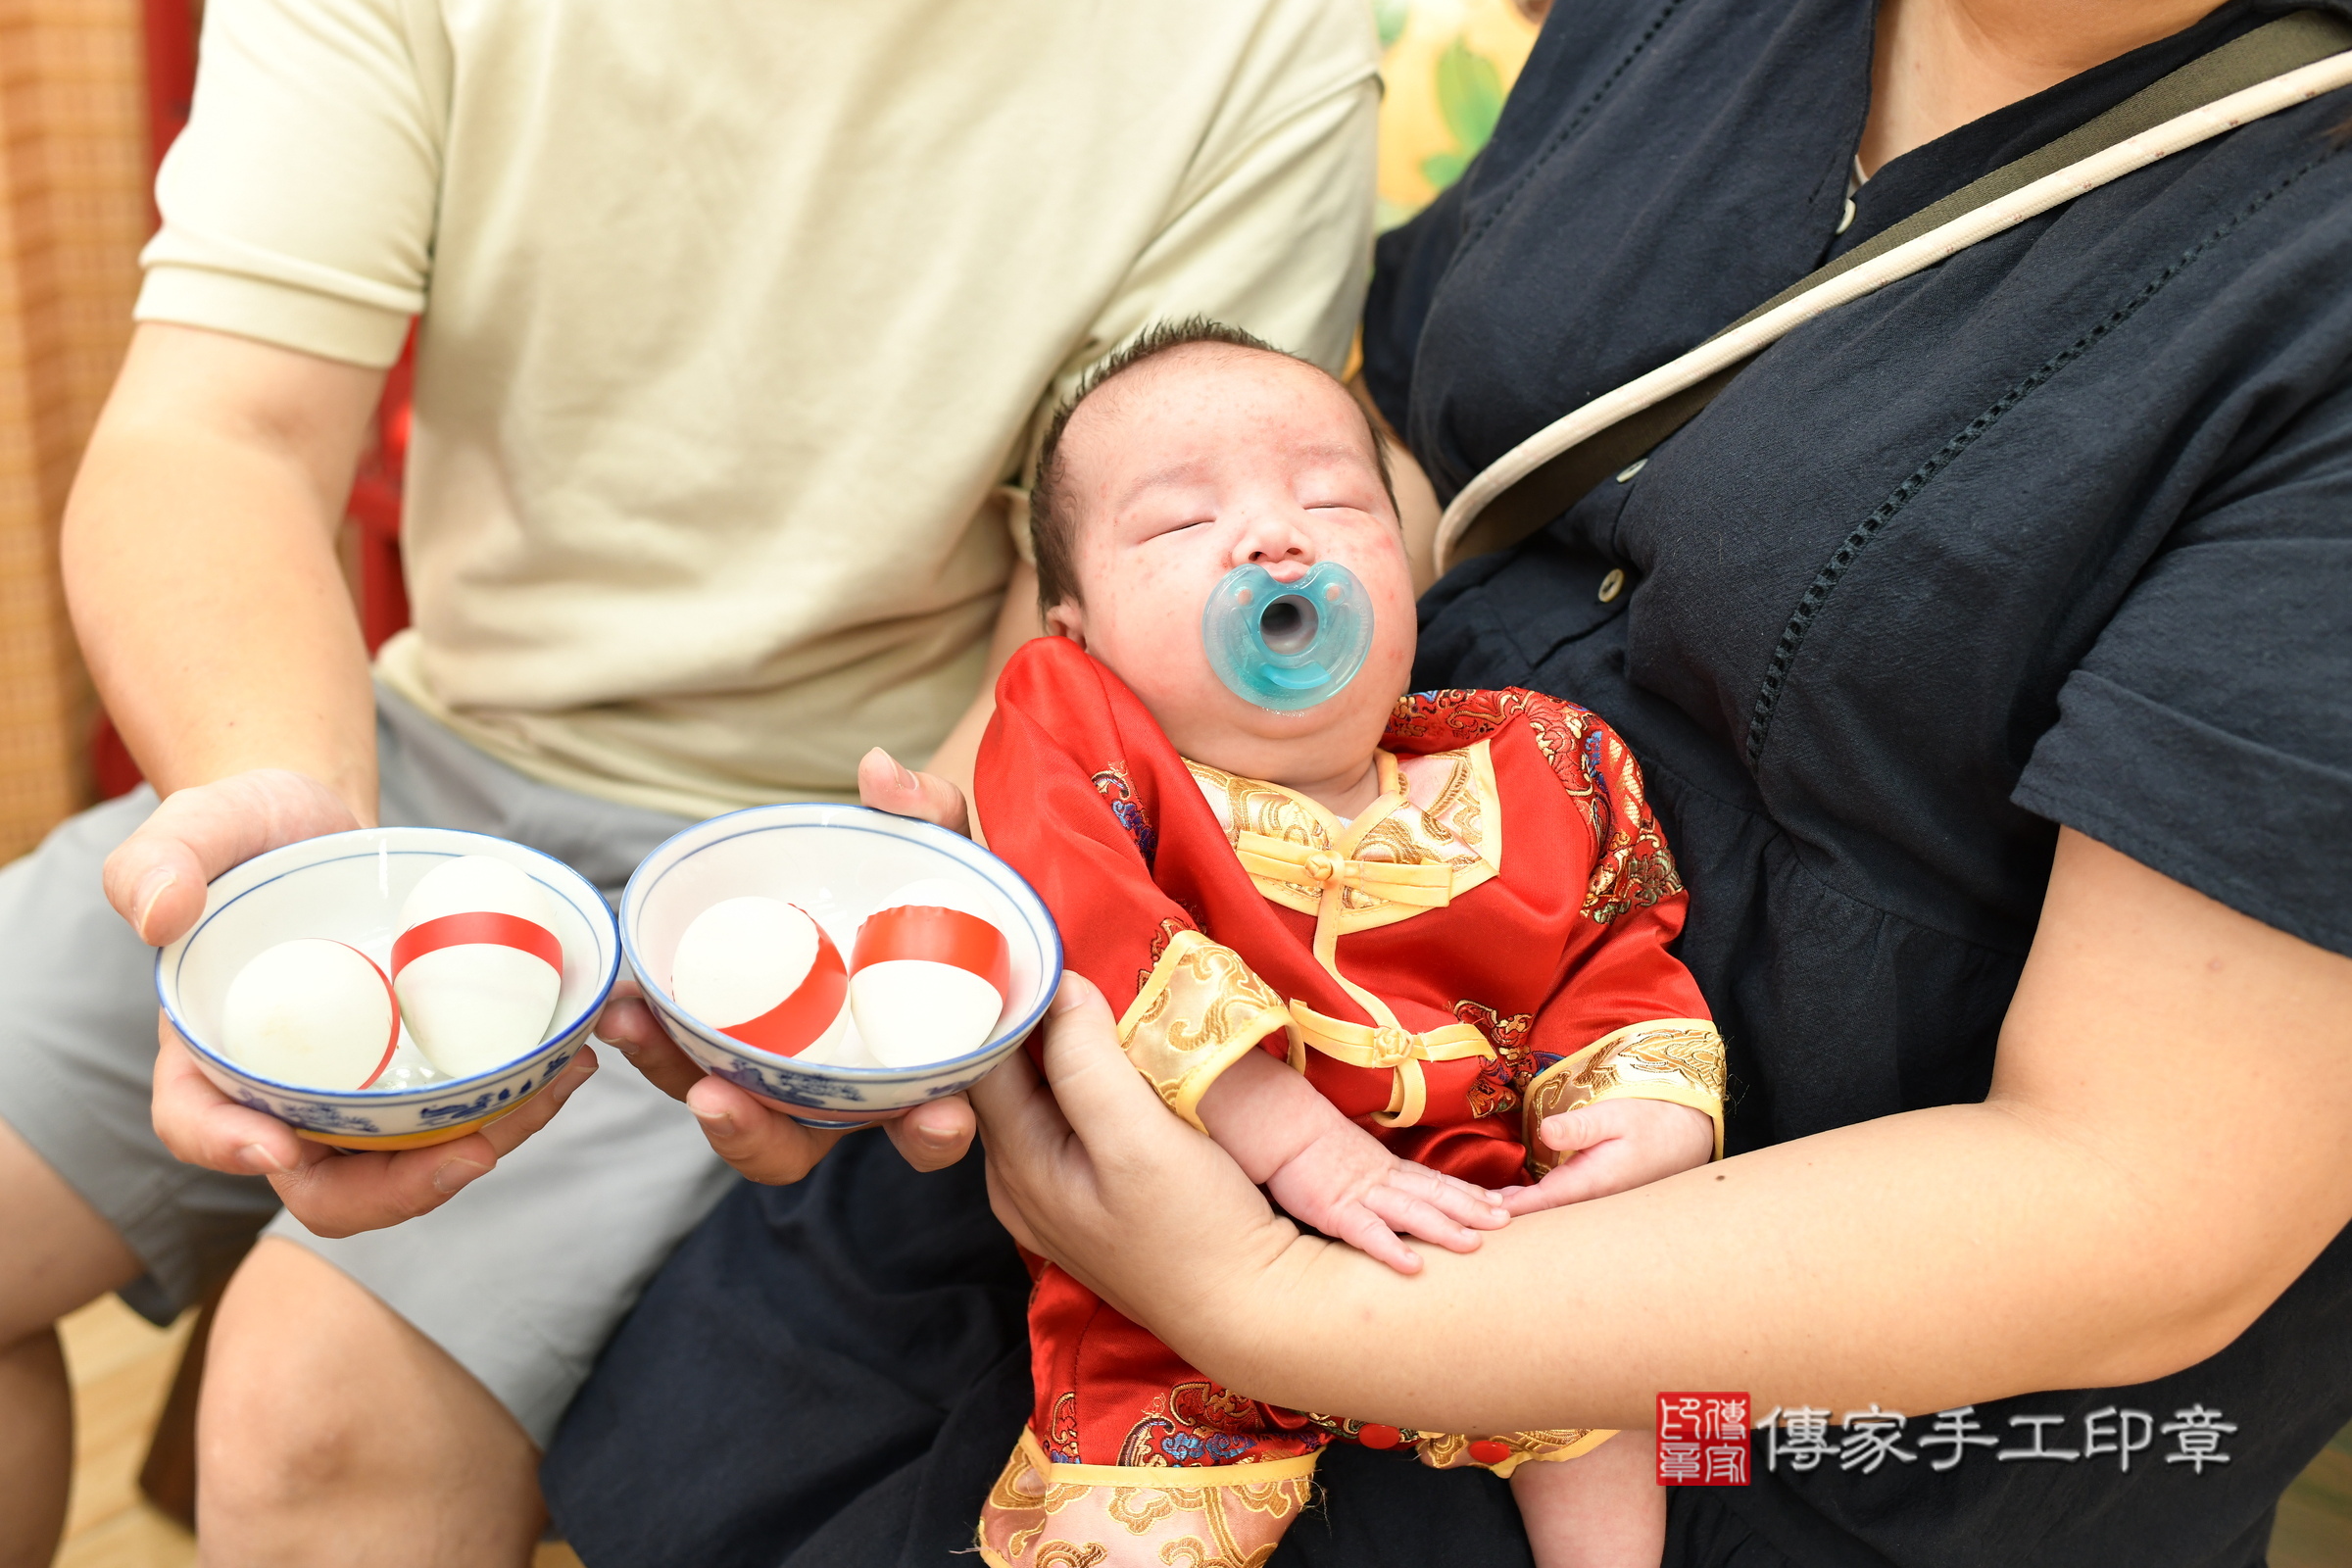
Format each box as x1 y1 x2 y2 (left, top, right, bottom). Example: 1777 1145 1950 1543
970 637 1725 1568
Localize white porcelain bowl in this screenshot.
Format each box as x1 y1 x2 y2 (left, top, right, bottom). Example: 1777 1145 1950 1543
156 827 620 1151
621 804 1061 1126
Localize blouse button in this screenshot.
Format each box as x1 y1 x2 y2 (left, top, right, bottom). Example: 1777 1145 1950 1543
1597 567 1627 604
1614 459 1646 483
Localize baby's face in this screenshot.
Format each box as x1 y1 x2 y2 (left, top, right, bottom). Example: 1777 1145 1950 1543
1047 346 1415 788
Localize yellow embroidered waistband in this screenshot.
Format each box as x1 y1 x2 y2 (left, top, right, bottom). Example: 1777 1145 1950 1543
1015 1427 1322 1489
1286 999 1494 1130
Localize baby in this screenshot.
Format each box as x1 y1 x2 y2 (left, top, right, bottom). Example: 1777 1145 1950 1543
968 319 1726 1568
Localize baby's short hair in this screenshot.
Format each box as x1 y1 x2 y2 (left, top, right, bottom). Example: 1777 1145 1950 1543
1029 317 1396 612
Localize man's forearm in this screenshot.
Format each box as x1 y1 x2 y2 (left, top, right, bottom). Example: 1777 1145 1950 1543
62 325 385 816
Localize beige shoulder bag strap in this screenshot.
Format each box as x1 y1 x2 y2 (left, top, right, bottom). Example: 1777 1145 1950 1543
1436 9 2352 575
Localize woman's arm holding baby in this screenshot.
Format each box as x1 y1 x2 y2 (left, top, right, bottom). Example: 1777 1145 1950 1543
976 829 2352 1433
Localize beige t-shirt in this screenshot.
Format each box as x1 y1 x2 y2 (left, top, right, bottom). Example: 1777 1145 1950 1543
137 0 1378 818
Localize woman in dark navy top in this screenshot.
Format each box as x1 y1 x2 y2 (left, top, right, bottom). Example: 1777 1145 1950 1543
546 3 2352 1565
957 1 2352 1565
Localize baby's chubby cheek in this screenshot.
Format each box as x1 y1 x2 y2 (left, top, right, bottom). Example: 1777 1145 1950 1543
1356 554 1420 679
1084 560 1227 701
1368 581 1417 671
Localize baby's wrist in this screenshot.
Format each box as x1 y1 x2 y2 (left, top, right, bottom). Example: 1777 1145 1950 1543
1198 1050 1327 1183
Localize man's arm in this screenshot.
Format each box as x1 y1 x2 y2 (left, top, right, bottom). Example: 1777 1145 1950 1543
974 828 2352 1431
67 322 382 829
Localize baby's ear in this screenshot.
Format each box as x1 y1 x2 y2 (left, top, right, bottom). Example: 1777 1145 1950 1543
1044 601 1088 649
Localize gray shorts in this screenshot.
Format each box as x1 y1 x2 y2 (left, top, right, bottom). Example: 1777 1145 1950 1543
0 685 735 1444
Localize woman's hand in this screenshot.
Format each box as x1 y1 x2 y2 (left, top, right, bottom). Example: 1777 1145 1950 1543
970 973 1306 1327
605 745 984 1181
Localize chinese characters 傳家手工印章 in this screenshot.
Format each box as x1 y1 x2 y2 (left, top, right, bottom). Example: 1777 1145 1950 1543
1750 1403 2237 1475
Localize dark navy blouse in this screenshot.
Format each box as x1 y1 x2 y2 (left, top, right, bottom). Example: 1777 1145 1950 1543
1370 1 2352 1563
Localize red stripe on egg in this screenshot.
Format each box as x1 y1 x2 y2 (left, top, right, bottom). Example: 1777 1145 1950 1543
851 906 1011 1006
391 911 563 979
720 919 848 1057
333 942 402 1090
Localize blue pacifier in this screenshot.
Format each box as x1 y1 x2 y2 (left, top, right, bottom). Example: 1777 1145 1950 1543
1200 561 1374 711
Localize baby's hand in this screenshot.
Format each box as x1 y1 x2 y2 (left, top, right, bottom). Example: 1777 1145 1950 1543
1496 1099 1713 1216
1264 1124 1511 1274
1197 1050 1508 1273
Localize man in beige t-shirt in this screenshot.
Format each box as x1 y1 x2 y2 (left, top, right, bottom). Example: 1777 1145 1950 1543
0 2 1376 1560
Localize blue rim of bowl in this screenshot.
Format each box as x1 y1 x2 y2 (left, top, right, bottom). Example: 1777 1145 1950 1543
619 802 1063 1082
155 827 622 1103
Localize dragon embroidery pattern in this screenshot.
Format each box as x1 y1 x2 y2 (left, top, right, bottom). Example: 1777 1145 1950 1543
1454 999 1544 1119
1091 763 1157 867
1388 688 1681 925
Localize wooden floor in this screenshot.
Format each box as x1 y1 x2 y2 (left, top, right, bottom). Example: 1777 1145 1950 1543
54 1296 2352 1566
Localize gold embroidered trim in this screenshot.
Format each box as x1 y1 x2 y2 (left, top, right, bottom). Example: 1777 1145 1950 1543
1522 1018 1727 1169
1418 1427 1617 1477
1186 743 1500 937
1299 1416 1615 1478
1118 930 1292 1133
977 1428 1317 1568
1019 1435 1321 1490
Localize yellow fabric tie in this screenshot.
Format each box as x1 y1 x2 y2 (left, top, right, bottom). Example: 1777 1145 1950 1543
1231 832 1454 910
1287 1000 1494 1130
1224 788 1492 1128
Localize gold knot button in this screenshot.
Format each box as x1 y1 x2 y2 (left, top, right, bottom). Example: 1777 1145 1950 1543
1302 852 1341 885
1368 1026 1415 1066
